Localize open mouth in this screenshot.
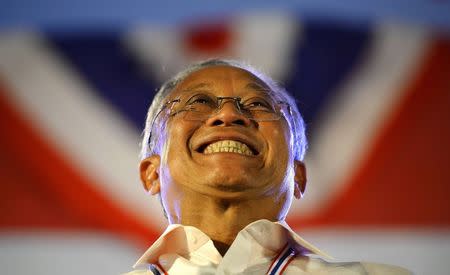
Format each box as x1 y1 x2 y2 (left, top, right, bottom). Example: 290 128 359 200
197 139 259 156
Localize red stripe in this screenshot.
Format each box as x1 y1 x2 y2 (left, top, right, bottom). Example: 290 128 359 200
155 263 168 275
278 253 296 275
267 243 289 274
289 38 450 228
184 21 232 54
0 80 159 246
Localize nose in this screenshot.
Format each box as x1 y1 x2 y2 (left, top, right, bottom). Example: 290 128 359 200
205 100 252 127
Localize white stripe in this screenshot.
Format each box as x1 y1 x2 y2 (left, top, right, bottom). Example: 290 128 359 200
267 244 291 274
124 12 299 82
2 230 448 275
149 263 165 275
0 32 166 230
273 255 294 275
290 24 430 216
230 11 299 80
0 232 141 275
154 264 165 274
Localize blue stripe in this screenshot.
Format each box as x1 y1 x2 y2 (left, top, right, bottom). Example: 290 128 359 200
269 247 295 275
47 33 158 131
284 22 370 140
149 264 161 275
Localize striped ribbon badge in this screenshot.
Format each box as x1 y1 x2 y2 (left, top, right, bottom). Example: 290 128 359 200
148 243 297 275
266 243 297 275
149 263 167 275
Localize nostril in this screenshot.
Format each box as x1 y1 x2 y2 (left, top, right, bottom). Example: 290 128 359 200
206 106 251 126
212 119 245 126
234 119 245 125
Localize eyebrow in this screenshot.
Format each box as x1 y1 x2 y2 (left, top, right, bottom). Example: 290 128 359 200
181 82 214 93
245 82 272 93
178 81 272 97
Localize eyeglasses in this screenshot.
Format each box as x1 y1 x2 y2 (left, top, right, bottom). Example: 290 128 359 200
147 92 291 146
168 92 290 121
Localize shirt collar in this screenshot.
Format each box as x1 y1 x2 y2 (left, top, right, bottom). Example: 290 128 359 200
275 220 332 259
133 219 332 268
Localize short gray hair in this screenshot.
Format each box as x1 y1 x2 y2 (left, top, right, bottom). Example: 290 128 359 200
140 59 307 161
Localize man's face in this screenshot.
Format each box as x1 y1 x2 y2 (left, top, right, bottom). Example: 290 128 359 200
149 66 298 217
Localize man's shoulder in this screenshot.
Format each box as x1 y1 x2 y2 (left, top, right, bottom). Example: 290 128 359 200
289 256 412 275
360 261 413 275
121 270 151 275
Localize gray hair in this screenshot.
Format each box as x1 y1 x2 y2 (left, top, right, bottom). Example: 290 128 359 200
140 59 307 161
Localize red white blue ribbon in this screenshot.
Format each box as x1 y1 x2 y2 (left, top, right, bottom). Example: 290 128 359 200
148 243 296 275
149 263 167 275
266 243 297 275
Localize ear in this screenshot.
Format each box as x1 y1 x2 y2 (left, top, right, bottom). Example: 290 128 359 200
293 160 307 199
139 155 161 195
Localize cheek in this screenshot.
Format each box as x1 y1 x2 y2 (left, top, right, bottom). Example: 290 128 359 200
262 123 292 187
265 123 291 158
161 119 200 178
158 126 189 205
162 119 192 157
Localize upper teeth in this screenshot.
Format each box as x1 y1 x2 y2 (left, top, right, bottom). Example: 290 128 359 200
203 140 254 155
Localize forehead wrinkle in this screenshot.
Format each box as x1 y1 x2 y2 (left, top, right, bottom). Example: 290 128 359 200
168 82 215 102
172 66 271 99
180 82 214 93
181 75 240 97
244 82 272 95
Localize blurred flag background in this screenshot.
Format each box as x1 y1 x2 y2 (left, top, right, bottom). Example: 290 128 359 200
1 1 449 274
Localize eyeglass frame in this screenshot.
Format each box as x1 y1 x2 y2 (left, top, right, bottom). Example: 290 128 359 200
147 93 292 148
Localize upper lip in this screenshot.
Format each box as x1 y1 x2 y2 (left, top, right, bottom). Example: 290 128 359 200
192 131 260 155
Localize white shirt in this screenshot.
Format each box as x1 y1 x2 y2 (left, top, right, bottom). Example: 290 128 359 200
125 219 411 274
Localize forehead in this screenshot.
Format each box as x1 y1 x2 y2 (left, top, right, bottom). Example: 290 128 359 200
170 65 272 97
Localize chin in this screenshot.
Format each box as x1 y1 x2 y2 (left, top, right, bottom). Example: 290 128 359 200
198 172 260 198
208 174 253 189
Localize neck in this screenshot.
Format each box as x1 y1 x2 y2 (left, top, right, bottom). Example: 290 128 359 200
166 191 286 256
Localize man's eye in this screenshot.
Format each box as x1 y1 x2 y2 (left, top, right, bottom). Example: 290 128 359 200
187 95 214 105
192 98 210 104
248 101 266 107
244 98 273 111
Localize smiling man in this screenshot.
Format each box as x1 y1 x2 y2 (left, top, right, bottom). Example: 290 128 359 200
126 59 410 274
